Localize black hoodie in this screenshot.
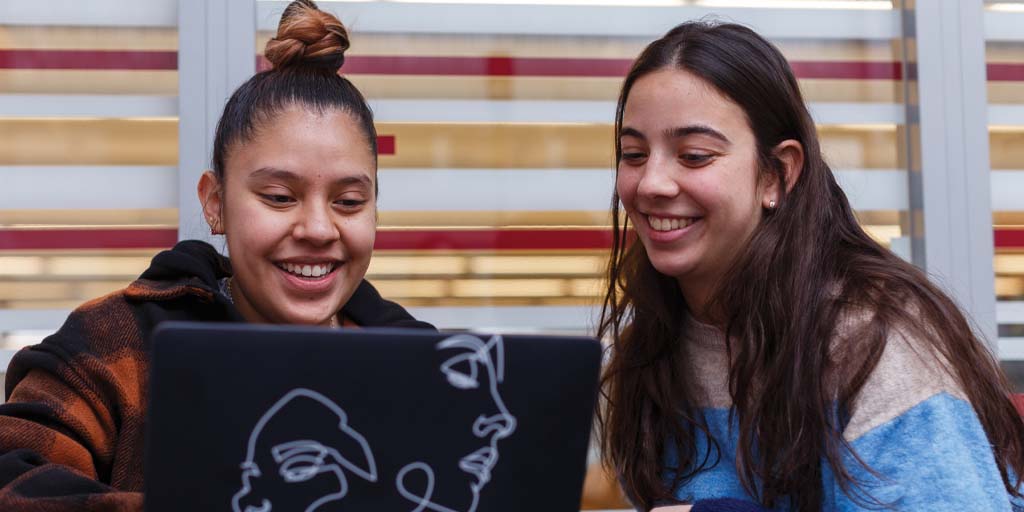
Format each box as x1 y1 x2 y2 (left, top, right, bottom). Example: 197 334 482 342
0 240 433 511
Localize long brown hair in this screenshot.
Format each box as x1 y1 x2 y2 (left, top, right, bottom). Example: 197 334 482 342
598 21 1024 511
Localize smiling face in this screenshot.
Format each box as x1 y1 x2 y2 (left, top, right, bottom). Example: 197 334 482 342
617 68 768 312
200 106 376 326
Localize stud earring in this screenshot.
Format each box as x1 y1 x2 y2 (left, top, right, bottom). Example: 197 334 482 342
768 200 777 209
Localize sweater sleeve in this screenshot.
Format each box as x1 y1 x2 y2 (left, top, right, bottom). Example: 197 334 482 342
824 326 1023 511
825 393 1022 511
0 297 145 511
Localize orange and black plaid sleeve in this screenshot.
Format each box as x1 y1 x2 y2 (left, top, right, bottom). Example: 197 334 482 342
0 293 147 511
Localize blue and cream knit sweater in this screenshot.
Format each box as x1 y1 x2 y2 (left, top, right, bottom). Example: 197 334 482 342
665 321 1024 511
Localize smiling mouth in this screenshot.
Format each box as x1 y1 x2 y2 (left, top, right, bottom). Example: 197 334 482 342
274 261 341 279
459 447 496 484
647 215 701 232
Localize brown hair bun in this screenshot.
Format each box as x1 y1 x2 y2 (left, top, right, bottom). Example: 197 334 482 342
264 0 349 72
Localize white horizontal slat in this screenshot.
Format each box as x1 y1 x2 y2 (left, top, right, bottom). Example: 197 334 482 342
0 305 597 335
808 102 904 126
0 349 14 375
0 0 176 27
0 95 177 119
407 305 596 332
992 171 1024 211
379 168 909 212
8 166 1010 216
370 99 616 124
998 301 1024 324
833 169 908 211
0 95 901 126
985 9 1024 42
0 166 913 213
260 1 901 39
377 168 614 211
1 166 178 209
999 337 1024 361
0 309 70 331
370 99 901 125
988 104 1024 126
3 304 1024 360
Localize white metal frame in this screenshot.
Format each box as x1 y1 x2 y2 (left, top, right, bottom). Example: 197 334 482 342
177 0 257 245
257 1 901 39
903 0 999 348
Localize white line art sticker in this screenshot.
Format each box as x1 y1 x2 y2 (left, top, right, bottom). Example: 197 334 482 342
231 388 378 512
396 334 518 512
231 334 516 512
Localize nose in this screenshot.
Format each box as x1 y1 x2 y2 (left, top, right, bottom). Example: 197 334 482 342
635 152 680 199
233 491 271 512
293 202 338 246
473 411 516 439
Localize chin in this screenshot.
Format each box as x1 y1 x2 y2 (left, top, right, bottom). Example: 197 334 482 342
646 256 695 280
275 306 338 326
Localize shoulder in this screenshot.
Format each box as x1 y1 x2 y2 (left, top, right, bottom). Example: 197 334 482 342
342 279 436 330
838 311 967 442
5 289 146 396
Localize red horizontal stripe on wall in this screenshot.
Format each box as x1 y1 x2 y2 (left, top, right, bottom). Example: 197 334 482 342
0 229 178 250
343 55 633 77
377 135 395 155
1 50 916 80
995 228 1024 249
10 50 1024 82
0 49 176 70
256 55 632 77
2 228 1022 251
789 60 901 80
987 63 1024 82
374 229 613 250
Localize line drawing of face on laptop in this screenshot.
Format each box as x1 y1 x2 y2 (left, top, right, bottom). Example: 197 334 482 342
396 334 518 512
231 388 378 512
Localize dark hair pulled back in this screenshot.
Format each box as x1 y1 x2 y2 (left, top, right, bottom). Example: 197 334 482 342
211 0 377 181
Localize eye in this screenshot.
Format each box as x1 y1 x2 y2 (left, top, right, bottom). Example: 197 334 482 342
279 455 324 482
680 153 713 166
441 354 480 389
260 193 295 205
335 198 366 208
620 151 647 164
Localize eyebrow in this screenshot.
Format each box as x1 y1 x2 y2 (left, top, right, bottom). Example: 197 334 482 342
619 124 731 145
248 167 373 188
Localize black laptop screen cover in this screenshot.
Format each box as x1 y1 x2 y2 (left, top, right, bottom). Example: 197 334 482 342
145 323 602 512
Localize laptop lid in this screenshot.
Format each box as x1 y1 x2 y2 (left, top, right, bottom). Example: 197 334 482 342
144 322 602 512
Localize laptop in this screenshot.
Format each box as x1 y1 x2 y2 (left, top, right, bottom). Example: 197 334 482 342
144 322 602 512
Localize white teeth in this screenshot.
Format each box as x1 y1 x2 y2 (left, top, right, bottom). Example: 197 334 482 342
277 262 334 278
648 215 697 232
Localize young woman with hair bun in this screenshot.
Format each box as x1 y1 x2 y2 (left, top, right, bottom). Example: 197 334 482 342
599 21 1024 512
0 2 431 509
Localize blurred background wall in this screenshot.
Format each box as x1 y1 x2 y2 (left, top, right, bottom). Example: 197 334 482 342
0 0 1021 389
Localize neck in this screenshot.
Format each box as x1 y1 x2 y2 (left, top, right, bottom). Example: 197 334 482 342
678 277 719 326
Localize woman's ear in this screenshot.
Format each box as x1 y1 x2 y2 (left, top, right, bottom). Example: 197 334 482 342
762 139 804 209
197 170 224 235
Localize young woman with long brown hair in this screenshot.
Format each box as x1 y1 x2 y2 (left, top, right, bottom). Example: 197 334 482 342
598 21 1024 511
